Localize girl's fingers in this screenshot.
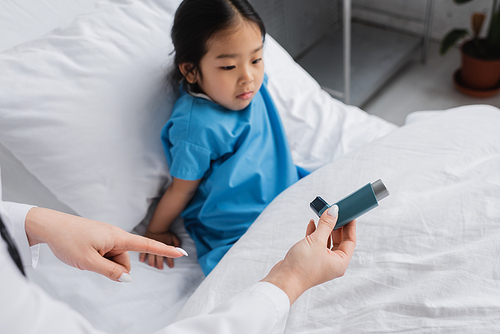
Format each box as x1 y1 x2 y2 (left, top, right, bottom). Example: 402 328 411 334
166 256 174 268
173 237 181 248
148 252 156 268
139 252 146 262
157 255 164 270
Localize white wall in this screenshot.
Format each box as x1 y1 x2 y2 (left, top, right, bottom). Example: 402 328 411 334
251 0 338 58
352 0 494 41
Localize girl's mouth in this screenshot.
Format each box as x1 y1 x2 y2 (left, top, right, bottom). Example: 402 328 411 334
237 91 253 100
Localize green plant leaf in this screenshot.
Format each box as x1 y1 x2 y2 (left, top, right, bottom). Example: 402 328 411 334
440 29 469 55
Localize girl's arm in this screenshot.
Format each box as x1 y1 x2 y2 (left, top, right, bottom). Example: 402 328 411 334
147 177 201 233
140 177 201 269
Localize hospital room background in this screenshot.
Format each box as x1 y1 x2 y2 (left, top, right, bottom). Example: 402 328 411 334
1 0 500 333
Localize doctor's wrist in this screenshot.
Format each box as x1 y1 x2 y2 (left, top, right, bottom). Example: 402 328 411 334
25 207 54 246
261 262 308 305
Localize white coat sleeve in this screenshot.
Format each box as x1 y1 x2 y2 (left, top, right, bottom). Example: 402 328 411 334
0 200 39 268
156 282 291 334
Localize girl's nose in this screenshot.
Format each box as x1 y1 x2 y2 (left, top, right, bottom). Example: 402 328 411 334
239 67 254 85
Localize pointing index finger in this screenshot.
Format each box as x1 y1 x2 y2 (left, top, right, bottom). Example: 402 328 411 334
124 234 187 258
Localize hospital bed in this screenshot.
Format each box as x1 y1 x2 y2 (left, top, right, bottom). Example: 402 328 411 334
1 1 499 333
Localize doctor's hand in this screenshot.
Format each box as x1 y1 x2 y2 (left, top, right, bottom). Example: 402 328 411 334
24 207 187 282
261 206 356 305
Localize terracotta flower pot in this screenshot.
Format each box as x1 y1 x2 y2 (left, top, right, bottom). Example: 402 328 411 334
460 41 500 90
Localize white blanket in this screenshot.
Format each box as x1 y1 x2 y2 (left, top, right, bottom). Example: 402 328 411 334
178 105 500 333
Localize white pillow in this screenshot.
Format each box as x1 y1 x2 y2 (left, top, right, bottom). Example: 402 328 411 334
0 0 395 231
0 0 182 230
0 0 99 53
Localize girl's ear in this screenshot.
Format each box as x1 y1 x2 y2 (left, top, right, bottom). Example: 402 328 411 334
179 63 197 84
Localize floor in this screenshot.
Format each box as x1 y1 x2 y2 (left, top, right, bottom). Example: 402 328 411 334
360 41 500 126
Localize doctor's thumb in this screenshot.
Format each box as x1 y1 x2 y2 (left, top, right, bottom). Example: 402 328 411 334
315 205 339 239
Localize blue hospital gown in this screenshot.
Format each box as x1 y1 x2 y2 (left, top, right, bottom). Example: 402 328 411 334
162 76 308 275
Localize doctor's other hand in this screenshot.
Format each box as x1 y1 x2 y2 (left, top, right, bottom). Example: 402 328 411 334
261 206 356 305
139 230 182 270
24 207 187 282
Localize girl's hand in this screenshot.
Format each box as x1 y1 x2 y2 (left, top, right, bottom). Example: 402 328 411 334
139 230 182 269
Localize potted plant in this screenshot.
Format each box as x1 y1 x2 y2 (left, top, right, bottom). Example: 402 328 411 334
440 0 500 96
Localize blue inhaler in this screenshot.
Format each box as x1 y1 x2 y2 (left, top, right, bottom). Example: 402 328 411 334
310 179 389 230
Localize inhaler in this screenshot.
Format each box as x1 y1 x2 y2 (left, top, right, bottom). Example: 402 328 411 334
310 179 389 230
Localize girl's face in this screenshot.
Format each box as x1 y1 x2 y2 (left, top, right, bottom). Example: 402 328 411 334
183 20 264 111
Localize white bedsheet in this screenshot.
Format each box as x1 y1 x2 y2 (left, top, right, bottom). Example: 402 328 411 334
178 105 500 333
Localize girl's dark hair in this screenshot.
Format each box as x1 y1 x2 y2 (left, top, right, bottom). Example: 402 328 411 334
170 0 266 92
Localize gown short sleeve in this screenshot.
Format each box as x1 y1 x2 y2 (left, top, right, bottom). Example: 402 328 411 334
161 94 232 182
166 138 214 181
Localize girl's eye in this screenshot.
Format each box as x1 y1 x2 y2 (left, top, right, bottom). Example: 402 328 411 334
252 58 262 64
220 66 235 70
